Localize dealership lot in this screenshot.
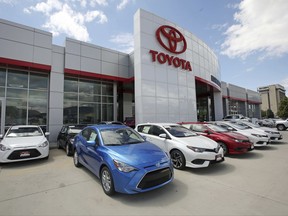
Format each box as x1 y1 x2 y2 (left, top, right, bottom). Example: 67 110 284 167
1 131 288 216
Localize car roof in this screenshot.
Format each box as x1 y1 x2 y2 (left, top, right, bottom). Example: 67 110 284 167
87 124 128 130
10 125 40 129
137 123 179 127
179 122 209 125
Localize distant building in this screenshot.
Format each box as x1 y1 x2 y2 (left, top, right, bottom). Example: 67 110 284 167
257 84 286 116
222 82 261 119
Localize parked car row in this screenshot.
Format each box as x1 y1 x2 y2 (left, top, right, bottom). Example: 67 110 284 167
0 119 284 197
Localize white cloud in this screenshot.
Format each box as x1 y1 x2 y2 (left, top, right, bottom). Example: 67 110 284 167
43 4 90 41
211 23 228 31
280 77 288 91
110 32 134 53
85 10 107 23
89 0 108 7
117 0 130 10
27 0 63 16
221 0 288 60
24 0 108 42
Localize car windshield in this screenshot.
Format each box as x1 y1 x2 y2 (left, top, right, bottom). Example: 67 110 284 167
100 128 145 146
233 122 251 129
207 124 229 133
243 122 261 128
227 122 247 130
6 127 43 138
164 125 197 137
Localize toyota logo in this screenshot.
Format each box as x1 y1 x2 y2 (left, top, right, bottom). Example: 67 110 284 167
156 25 187 54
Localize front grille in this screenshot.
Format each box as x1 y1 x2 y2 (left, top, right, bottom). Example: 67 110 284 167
8 149 41 160
192 159 205 164
138 168 172 190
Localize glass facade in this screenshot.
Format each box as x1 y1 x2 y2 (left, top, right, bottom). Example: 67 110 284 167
0 68 49 127
64 76 114 124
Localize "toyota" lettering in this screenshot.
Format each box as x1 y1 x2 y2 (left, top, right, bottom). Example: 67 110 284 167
149 50 192 71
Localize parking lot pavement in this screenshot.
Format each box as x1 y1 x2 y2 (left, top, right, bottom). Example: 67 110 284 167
1 132 288 216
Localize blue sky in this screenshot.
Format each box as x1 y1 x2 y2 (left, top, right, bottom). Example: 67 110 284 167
0 0 287 94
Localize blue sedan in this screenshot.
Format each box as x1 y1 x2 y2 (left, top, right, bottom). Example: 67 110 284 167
73 124 174 196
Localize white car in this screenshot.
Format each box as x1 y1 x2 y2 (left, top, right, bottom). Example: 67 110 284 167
0 125 50 163
233 121 282 142
213 121 269 147
135 123 224 169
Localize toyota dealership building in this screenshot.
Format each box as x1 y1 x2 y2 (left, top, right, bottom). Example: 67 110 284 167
0 9 261 141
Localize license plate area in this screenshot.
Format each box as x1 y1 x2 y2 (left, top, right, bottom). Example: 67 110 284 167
20 151 31 157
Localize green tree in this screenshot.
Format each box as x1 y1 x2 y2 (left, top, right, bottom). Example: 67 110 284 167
277 97 288 118
261 110 267 118
266 109 274 118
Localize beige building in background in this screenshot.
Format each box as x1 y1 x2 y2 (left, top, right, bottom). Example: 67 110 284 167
258 84 286 116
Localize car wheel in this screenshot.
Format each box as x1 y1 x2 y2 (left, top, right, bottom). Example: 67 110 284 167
277 124 286 131
56 140 61 149
65 144 72 156
73 150 82 167
100 166 115 196
170 150 186 170
218 142 228 155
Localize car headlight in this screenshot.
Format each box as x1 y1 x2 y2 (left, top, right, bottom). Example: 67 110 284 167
69 138 74 144
187 146 205 153
251 133 261 138
264 131 272 134
113 159 137 172
39 141 49 147
0 144 11 151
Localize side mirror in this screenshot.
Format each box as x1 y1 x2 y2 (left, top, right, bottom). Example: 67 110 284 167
203 130 211 134
227 127 234 131
86 140 96 147
142 135 147 140
45 132 50 136
159 133 167 139
0 134 3 139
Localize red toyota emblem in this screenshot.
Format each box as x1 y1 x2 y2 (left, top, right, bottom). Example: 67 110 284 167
156 25 187 54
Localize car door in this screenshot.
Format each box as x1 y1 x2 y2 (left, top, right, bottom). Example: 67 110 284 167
146 125 170 153
84 129 102 176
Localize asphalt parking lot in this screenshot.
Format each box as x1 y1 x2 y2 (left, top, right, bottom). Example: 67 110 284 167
1 131 288 216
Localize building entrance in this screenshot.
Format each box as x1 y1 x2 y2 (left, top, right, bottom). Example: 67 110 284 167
196 80 215 122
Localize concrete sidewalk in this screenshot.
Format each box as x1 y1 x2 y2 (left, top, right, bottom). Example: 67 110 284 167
1 132 288 215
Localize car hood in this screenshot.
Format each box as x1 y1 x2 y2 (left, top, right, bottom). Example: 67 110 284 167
258 127 278 132
174 135 217 149
241 128 267 135
1 136 48 148
106 142 169 166
223 132 248 140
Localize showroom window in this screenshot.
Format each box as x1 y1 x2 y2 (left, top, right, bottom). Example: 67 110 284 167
64 76 114 124
0 68 49 127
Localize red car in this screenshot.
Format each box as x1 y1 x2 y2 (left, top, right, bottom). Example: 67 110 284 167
179 122 253 155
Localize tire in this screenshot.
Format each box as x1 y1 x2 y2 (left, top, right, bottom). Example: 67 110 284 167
276 124 286 131
170 149 186 170
218 142 228 155
56 140 61 149
100 167 115 196
65 143 72 156
73 150 82 167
